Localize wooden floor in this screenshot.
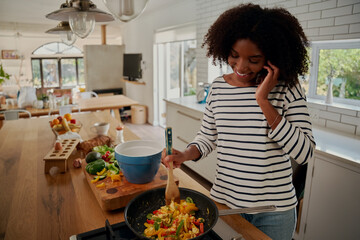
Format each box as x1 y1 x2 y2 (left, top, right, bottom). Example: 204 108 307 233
123 120 213 191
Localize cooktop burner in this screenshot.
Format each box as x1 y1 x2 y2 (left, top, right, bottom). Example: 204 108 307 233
71 220 222 240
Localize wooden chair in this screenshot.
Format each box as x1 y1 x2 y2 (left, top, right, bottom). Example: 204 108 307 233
48 104 80 116
2 109 32 120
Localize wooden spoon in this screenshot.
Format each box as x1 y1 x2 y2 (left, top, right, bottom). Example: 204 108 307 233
165 127 180 205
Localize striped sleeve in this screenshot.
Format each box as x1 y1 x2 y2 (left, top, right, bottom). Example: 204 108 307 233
268 83 316 165
188 84 218 160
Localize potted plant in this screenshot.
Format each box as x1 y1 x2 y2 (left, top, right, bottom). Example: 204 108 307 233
0 63 11 84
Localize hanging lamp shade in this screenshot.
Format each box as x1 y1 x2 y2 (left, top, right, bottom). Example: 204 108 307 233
46 21 77 45
46 0 114 38
102 0 149 22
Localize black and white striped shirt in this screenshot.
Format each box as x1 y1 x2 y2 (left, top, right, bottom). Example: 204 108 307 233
189 76 316 212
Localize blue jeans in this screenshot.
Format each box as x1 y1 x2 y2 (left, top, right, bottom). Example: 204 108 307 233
240 208 296 240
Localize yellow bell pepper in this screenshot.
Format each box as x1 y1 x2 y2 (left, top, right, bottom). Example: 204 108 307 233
96 182 105 188
91 176 100 183
97 168 106 176
111 174 121 182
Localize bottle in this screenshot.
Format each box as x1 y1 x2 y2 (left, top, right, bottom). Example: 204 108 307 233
115 126 125 145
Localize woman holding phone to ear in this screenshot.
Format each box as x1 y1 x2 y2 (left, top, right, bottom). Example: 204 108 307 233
162 4 316 239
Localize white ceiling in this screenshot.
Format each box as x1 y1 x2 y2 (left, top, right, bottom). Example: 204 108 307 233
0 0 175 29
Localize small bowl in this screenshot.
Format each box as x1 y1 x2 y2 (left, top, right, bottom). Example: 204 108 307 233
115 140 164 184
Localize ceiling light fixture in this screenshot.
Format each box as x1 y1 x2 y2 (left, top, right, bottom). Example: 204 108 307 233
46 21 77 46
46 0 114 39
102 0 149 23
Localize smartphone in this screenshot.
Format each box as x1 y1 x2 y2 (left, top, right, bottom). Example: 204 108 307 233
256 68 268 84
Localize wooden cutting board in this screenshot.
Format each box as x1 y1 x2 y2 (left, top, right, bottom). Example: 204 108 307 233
82 163 179 211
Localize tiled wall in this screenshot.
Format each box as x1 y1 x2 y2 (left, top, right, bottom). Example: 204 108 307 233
195 0 360 136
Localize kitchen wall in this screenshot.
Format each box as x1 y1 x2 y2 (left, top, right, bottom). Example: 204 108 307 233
194 0 360 136
120 0 197 125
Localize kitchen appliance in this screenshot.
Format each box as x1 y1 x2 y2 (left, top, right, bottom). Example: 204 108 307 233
196 82 210 104
70 218 244 240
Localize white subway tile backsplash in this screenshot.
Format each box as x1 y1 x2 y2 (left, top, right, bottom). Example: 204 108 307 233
297 0 322 5
297 11 321 21
334 32 360 39
308 18 335 28
337 0 360 7
310 35 335 40
308 102 327 110
289 5 309 15
326 120 356 134
354 3 360 13
341 115 360 125
319 110 341 121
327 106 357 116
350 23 360 33
304 27 321 36
335 13 360 25
309 0 337 11
319 25 349 35
322 5 353 18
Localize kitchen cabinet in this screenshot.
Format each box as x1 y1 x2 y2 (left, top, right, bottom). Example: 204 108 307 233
294 127 360 240
165 99 217 183
296 151 360 240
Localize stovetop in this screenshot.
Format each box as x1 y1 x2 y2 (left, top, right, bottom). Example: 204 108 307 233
70 218 245 240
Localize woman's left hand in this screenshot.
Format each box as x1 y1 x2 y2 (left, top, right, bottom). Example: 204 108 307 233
255 61 280 102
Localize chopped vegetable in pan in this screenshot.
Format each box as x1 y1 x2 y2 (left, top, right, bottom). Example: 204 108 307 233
143 197 205 239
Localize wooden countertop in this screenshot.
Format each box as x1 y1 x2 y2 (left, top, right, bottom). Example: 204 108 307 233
0 110 270 240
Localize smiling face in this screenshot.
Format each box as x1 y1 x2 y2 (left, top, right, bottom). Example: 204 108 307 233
227 39 266 87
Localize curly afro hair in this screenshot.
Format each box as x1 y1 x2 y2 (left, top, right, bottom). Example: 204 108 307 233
202 3 309 87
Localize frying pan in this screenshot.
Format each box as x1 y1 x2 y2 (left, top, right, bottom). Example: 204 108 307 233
125 187 219 239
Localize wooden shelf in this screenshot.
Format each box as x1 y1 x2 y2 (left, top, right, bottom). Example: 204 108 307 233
122 79 146 85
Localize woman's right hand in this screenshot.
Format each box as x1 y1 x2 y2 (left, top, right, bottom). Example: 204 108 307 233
161 148 187 169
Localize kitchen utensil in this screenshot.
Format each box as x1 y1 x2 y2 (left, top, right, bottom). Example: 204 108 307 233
165 127 180 204
91 122 110 136
124 187 277 240
43 139 80 173
115 140 163 184
125 187 218 239
82 164 179 211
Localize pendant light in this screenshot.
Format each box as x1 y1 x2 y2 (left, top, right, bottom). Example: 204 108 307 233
46 21 77 45
46 0 114 39
102 0 149 22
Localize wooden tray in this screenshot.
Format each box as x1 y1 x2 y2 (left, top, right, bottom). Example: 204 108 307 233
82 163 179 211
43 139 80 173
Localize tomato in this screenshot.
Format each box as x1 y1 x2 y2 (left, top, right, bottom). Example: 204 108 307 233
70 119 76 124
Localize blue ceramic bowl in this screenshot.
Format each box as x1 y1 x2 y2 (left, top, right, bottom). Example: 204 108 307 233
115 140 164 184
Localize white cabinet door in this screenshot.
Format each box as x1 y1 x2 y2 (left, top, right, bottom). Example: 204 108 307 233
304 155 360 240
166 102 217 183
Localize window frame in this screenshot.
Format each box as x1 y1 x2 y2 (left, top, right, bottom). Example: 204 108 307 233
307 39 360 107
31 56 84 90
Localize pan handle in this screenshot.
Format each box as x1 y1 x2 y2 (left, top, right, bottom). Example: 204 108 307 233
218 205 277 216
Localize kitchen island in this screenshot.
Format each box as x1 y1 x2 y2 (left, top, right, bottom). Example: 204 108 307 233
0 110 271 240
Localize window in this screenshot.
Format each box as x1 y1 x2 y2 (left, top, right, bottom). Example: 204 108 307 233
306 40 360 106
31 42 84 90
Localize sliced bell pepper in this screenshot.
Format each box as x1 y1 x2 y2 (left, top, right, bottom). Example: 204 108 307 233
96 182 105 188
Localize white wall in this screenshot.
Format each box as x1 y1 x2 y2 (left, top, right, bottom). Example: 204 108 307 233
120 0 197 125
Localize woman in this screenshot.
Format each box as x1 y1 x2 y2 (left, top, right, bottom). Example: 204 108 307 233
162 4 316 239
